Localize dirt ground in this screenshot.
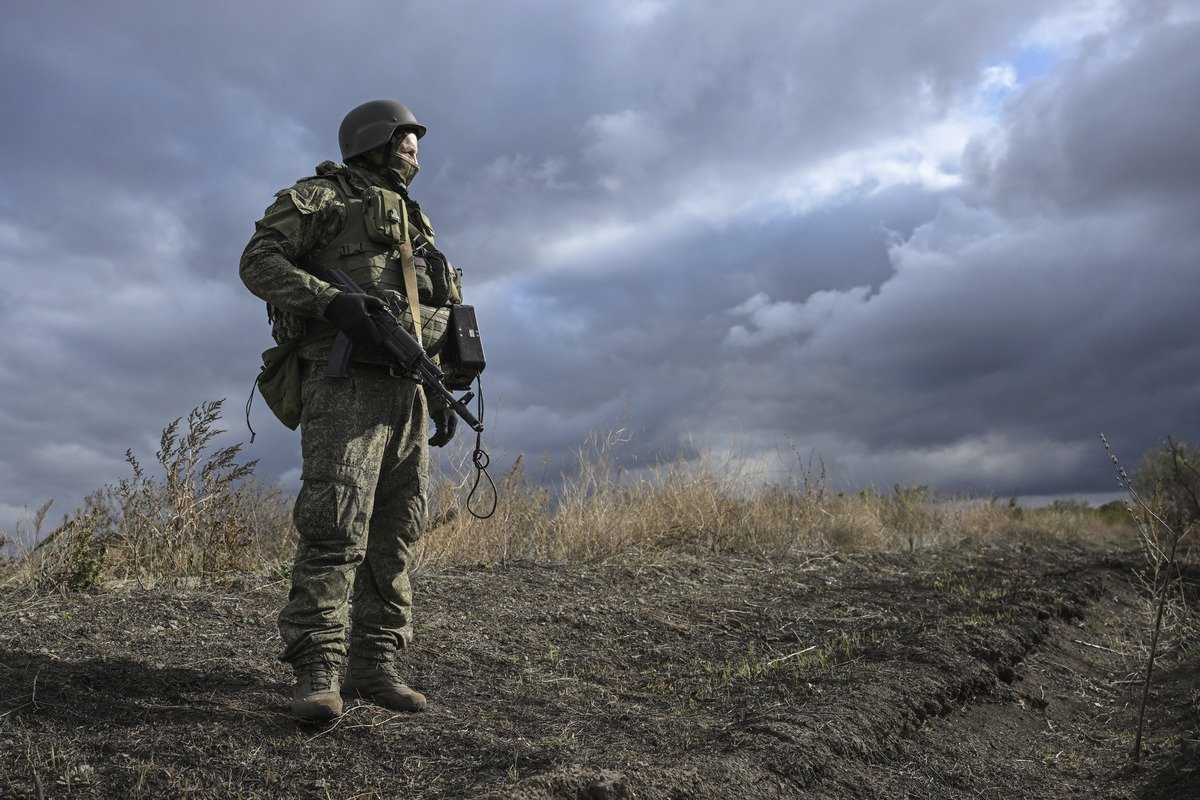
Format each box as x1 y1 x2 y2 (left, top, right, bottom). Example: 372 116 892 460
0 544 1196 799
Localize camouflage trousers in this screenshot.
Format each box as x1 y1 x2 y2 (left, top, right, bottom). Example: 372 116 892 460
278 361 429 665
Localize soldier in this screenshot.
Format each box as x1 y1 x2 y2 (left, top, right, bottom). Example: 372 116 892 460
240 99 463 720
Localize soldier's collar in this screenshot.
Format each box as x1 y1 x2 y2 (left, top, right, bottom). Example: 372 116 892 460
344 161 409 195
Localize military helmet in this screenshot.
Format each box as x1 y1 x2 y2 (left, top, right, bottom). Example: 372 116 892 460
339 99 426 161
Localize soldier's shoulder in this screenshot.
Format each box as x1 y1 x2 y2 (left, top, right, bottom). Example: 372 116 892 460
274 162 352 215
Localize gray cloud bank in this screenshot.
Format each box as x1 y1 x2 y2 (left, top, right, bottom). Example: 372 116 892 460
1 0 1197 538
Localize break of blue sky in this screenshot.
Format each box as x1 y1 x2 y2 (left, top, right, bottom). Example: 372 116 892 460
1011 45 1061 83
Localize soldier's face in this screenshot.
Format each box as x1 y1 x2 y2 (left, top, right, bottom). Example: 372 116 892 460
392 131 419 167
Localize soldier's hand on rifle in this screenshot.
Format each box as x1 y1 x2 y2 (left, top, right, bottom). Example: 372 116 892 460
324 292 385 348
429 405 457 447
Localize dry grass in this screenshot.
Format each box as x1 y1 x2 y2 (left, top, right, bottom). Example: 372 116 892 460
1 403 1136 592
1 400 295 591
418 429 1135 567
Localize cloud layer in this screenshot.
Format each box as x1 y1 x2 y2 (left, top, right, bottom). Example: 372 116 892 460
2 0 1197 537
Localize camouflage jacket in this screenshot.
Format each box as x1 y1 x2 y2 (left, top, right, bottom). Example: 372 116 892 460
239 161 445 363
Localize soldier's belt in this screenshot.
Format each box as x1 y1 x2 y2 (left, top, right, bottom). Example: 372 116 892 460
301 359 412 379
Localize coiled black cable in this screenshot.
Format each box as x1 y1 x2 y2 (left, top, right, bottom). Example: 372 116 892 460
466 376 497 519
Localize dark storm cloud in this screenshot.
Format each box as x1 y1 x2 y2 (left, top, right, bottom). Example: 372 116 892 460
434 0 1049 274
967 9 1200 214
1 0 1195 536
705 5 1200 494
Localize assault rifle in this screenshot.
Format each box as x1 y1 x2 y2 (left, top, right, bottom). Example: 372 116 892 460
323 267 484 433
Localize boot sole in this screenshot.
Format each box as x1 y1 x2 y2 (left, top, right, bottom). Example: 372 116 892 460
292 696 343 721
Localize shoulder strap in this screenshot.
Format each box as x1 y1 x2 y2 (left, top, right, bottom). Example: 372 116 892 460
397 201 423 343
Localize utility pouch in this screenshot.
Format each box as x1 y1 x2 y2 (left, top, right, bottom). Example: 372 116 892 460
440 304 486 390
408 222 452 306
257 337 305 429
363 186 407 245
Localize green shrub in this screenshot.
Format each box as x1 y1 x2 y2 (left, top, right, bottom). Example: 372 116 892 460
1133 438 1200 533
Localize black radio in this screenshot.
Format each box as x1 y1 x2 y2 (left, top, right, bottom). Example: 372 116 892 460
441 305 486 390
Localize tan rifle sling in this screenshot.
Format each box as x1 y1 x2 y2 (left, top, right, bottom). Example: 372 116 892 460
392 202 424 345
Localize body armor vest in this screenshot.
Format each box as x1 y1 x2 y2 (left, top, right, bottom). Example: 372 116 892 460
297 165 460 360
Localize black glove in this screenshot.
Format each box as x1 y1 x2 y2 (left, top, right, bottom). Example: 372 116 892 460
323 292 385 348
429 406 458 447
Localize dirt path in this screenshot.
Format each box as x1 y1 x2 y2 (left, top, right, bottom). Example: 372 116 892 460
0 545 1195 799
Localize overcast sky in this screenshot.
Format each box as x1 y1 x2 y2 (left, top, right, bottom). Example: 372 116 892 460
2 0 1198 538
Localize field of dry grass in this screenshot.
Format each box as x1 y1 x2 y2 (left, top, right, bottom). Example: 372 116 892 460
0 401 1135 591
422 430 1135 566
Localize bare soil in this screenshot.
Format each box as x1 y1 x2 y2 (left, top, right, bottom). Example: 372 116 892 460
0 544 1196 799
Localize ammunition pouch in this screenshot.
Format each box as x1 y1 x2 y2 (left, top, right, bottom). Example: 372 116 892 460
386 298 451 356
362 185 407 246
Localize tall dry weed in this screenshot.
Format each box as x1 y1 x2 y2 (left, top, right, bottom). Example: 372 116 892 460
1101 434 1197 762
3 400 295 590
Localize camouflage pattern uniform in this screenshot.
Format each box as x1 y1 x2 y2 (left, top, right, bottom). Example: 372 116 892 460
240 161 436 667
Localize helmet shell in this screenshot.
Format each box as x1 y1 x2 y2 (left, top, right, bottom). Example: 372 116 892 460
339 99 426 160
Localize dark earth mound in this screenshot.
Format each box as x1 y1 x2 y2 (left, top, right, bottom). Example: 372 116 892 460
0 545 1196 799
